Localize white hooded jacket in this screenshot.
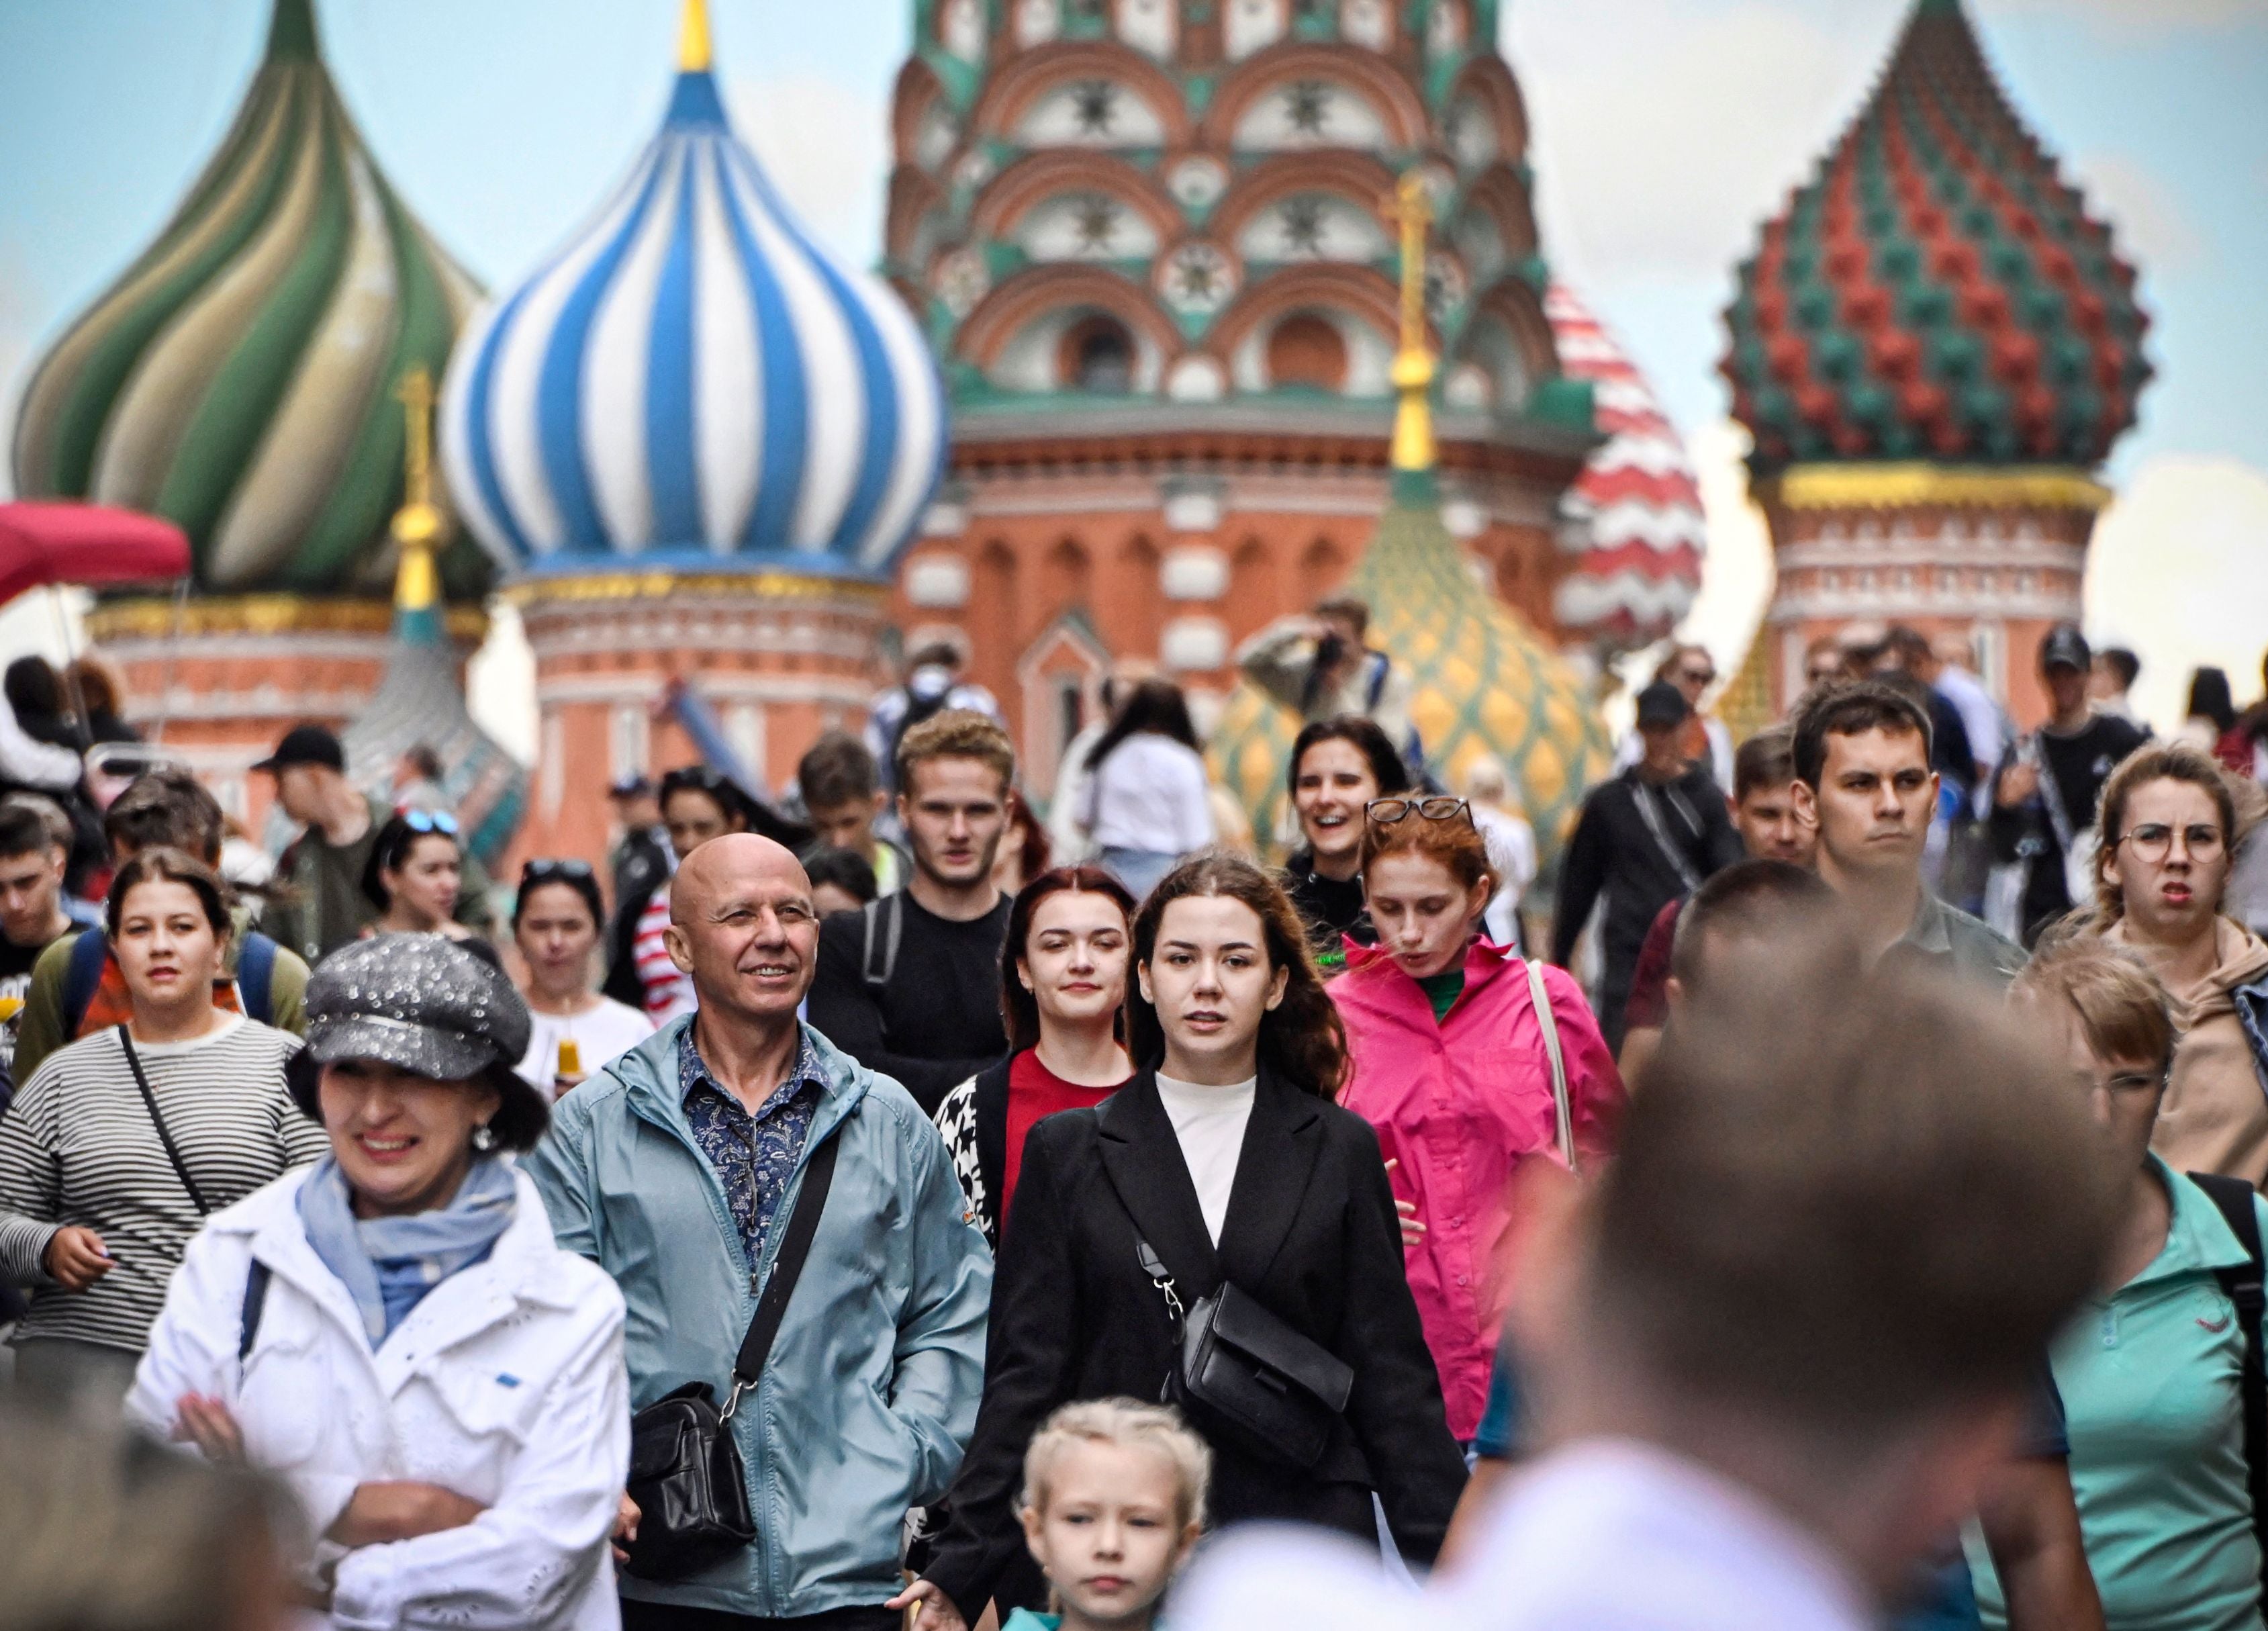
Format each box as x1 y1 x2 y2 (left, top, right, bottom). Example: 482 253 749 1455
127 1164 629 1631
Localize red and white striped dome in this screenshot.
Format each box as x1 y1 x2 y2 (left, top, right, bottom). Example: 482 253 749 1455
1546 283 1705 654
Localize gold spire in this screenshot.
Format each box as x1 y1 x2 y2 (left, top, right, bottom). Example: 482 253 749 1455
390 365 441 612
1387 171 1436 475
678 0 712 73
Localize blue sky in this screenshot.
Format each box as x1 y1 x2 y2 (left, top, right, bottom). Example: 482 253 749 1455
1 0 2263 727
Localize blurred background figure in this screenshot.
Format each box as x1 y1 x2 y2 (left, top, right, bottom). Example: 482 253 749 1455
1076 678 1213 902
798 731 909 894
0 1394 296 1631
866 641 1004 800
387 743 448 814
1237 596 1419 777
2088 647 2142 727
2177 667 2236 757
1801 635 1850 695
994 790 1053 900
1615 644 1733 791
511 857 652 1099
1460 755 1538 951
806 846 880 919
60 655 139 746
1046 674 1124 866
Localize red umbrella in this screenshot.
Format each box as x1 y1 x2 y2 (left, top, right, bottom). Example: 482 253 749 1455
0 501 189 606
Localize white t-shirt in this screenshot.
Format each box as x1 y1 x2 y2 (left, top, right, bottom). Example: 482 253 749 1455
1087 734 1217 855
1154 1072 1256 1244
516 996 655 1098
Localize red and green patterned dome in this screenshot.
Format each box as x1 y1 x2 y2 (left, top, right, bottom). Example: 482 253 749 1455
1721 0 2150 475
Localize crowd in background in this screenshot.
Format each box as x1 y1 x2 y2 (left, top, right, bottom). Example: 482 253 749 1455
5 607 2268 1631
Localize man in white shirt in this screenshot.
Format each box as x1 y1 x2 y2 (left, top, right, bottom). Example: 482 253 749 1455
1172 915 2118 1631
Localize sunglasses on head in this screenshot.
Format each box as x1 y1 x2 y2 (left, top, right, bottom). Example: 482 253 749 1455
402 808 459 835
521 857 595 887
1366 796 1473 826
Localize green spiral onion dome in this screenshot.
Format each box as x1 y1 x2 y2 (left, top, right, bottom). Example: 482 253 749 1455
1721 0 2150 475
11 0 489 598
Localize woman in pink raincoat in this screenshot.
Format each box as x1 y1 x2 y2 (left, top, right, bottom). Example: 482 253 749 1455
1330 795 1625 1441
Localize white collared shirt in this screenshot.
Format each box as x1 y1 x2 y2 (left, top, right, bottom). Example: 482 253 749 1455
1172 1438 1873 1631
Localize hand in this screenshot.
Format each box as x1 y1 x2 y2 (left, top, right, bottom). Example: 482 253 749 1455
611 1492 640 1567
885 1578 970 1631
42 1225 113 1290
1384 1160 1427 1250
1997 760 2040 808
326 1482 488 1548
171 1393 246 1464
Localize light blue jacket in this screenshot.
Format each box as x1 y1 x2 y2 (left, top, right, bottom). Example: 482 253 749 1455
523 1015 993 1619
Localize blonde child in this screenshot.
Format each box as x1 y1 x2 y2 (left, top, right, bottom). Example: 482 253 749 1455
1008 1399 1211 1631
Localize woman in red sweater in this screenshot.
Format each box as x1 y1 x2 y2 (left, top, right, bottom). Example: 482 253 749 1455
934 865 1137 1247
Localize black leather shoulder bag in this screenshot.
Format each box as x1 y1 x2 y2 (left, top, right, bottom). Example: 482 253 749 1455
624 1132 841 1580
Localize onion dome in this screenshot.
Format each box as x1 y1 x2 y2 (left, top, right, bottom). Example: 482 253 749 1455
1721 0 2150 475
1211 180 1610 864
440 0 947 582
1546 283 1703 655
11 0 488 599
342 371 525 867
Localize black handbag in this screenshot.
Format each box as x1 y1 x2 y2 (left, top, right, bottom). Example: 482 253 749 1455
1135 1238 1354 1471
623 1133 840 1580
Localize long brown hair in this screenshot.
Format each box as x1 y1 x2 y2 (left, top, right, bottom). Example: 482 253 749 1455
1001 865 1137 1053
1127 853 1347 1097
2089 741 2238 928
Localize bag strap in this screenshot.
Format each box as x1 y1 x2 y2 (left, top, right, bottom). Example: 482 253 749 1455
1134 1237 1186 1332
116 1025 211 1215
237 933 277 1027
1629 782 1704 893
239 1259 273 1363
1523 960 1576 1174
62 928 107 1037
2191 1168 2268 1597
722 1131 842 1419
859 894 904 990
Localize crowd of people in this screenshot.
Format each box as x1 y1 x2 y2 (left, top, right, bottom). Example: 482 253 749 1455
3 614 2268 1631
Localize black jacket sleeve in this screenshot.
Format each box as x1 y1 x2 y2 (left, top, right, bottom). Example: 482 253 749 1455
1334 1123 1469 1565
921 1120 1083 1620
1552 792 1611 967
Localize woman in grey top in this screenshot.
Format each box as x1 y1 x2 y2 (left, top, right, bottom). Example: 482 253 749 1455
0 847 322 1409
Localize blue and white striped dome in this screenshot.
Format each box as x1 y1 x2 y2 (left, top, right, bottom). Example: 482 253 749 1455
439 17 945 582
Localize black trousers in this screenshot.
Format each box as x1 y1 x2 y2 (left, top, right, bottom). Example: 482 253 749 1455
620 1601 897 1631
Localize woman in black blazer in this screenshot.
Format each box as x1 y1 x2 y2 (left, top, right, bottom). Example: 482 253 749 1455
894 854 1467 1629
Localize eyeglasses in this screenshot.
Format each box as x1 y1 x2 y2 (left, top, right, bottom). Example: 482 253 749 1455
2070 1068 2167 1098
2114 823 2224 864
1366 796 1473 826
520 858 595 887
1678 667 1717 688
401 808 459 836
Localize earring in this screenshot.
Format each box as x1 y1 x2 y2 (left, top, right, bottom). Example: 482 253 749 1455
471 1123 498 1153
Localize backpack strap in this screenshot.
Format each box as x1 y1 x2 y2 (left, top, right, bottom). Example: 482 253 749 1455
1364 652 1389 712
62 927 108 1038
2191 1168 2267 1599
239 1259 273 1364
236 933 278 1027
859 893 904 990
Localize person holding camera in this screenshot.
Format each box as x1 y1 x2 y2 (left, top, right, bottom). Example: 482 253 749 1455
1236 598 1417 773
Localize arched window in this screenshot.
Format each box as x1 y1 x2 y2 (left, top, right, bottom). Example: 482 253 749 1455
1266 313 1349 391
1061 316 1135 391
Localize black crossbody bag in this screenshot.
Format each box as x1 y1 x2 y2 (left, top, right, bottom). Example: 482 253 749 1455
1132 1236 1354 1471
624 1133 840 1581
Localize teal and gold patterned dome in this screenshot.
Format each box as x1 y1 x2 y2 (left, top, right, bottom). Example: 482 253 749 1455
11 0 489 599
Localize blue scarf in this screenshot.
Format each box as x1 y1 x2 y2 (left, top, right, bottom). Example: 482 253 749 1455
297 1154 518 1347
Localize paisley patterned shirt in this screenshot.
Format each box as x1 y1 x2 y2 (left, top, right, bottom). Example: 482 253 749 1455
678 1024 822 1277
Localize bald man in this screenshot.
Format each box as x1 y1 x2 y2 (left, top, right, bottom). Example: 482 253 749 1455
525 834 994 1629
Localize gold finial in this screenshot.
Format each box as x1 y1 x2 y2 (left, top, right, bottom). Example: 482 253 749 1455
1387 170 1436 475
679 0 712 72
391 365 441 611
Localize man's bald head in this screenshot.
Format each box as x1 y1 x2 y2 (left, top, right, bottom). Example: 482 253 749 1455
664 833 820 1028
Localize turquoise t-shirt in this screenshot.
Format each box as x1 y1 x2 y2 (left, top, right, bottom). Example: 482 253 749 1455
1969 1155 2267 1631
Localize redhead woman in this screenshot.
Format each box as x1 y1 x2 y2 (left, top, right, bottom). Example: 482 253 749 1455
934 866 1137 1248
894 854 1465 1630
128 934 629 1629
0 848 321 1408
2085 742 2268 1185
1331 797 1623 1442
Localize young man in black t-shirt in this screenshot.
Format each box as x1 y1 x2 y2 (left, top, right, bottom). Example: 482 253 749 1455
0 799 76 1097
806 710 1015 1115
1991 624 2151 945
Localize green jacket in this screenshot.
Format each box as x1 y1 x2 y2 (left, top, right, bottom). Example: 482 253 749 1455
522 1016 992 1619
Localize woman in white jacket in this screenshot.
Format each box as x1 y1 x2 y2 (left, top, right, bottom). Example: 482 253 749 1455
128 933 630 1631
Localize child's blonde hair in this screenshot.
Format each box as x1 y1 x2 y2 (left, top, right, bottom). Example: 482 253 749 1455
1019 1397 1213 1532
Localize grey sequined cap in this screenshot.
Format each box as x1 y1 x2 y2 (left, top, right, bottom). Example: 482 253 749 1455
303 934 533 1081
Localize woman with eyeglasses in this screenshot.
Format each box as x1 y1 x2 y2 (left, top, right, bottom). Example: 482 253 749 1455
1280 715 1411 978
511 859 653 1099
1329 795 1623 1444
2082 742 2268 1186
1979 943 2268 1631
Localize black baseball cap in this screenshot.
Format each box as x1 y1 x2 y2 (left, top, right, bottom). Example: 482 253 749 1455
2038 623 2091 673
251 723 344 774
1635 680 1693 731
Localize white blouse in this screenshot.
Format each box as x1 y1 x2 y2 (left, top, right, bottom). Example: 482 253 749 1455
1155 1072 1257 1245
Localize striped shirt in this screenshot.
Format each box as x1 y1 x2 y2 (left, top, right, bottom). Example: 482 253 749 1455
0 1015 324 1353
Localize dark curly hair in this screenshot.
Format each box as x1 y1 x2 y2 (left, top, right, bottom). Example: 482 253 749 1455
1126 853 1346 1097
